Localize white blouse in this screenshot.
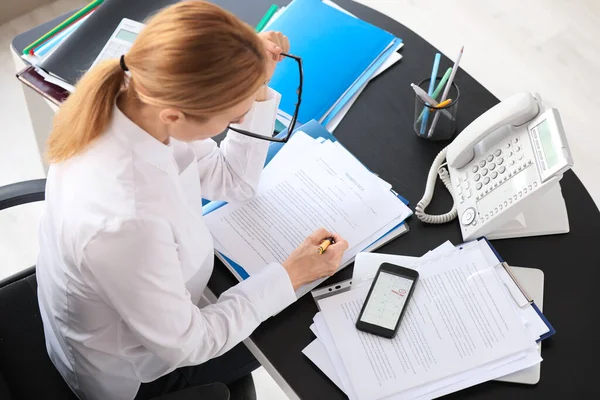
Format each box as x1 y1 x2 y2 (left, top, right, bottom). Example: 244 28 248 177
36 89 296 400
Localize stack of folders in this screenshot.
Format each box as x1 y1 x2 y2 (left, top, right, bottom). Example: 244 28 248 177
202 120 413 297
265 0 404 132
305 239 556 399
19 0 103 96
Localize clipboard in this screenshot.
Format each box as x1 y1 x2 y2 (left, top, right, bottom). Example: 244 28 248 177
479 237 555 342
311 238 556 344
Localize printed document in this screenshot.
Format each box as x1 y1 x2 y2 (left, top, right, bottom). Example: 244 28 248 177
204 132 411 277
318 247 536 400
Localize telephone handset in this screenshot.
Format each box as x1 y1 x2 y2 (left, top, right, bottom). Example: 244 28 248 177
416 92 574 241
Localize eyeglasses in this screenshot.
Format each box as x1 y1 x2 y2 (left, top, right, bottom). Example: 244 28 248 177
228 53 303 143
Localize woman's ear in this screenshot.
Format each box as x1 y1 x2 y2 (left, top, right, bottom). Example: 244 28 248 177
158 108 185 125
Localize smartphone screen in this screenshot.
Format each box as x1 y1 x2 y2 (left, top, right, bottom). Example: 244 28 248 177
356 263 418 338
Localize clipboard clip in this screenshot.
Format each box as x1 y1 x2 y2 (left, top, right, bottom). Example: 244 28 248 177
500 262 533 307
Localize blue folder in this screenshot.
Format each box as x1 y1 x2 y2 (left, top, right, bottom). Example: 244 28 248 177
203 120 410 280
267 0 396 124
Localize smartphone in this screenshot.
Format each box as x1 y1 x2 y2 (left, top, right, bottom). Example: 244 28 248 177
355 263 419 338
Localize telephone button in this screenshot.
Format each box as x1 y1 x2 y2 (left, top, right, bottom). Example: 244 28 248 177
491 171 498 179
489 163 496 170
533 181 538 188
476 182 483 190
472 165 479 173
510 160 515 166
529 184 533 191
514 137 519 143
509 197 513 204
499 204 503 211
523 187 528 194
504 201 508 207
494 207 498 214
514 194 518 201
506 142 512 149
518 191 523 197
499 166 506 174
481 168 489 176
494 149 502 157
484 177 490 185
474 174 481 182
486 155 494 162
479 160 487 168
461 208 476 226
516 145 522 152
497 157 504 165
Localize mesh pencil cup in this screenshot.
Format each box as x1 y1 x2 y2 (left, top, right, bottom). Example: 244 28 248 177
413 77 460 141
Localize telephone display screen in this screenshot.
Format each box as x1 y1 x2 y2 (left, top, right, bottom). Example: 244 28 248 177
116 29 138 43
535 120 559 169
359 271 415 330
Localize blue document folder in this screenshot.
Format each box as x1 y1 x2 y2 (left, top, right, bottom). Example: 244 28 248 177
267 0 396 124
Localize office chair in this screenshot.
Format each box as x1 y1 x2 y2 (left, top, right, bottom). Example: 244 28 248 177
0 179 256 400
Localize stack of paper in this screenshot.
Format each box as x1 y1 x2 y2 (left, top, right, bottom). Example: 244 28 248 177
203 128 412 297
304 240 554 399
265 0 404 132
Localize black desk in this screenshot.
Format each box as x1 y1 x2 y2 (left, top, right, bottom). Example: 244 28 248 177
13 1 600 399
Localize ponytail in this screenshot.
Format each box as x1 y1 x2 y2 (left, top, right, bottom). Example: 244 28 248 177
47 59 125 163
47 1 267 163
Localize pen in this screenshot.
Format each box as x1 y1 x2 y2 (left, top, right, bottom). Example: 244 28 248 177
420 53 441 135
434 99 452 108
411 84 454 120
416 67 452 123
317 237 335 254
427 46 464 138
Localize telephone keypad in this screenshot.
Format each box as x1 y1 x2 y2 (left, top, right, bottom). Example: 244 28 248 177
459 138 539 230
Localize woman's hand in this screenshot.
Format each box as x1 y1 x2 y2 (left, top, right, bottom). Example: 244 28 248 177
258 31 290 82
282 228 349 291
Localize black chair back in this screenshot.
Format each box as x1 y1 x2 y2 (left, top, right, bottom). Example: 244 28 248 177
0 268 78 400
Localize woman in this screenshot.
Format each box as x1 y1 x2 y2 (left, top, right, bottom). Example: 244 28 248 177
36 2 348 400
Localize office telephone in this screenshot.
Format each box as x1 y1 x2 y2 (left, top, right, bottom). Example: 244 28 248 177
416 92 574 241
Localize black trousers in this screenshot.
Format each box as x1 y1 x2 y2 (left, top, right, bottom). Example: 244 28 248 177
135 343 259 400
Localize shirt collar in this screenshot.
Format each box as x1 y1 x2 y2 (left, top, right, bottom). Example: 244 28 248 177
110 105 176 174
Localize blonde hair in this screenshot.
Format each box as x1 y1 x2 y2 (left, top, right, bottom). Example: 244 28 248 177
48 1 267 162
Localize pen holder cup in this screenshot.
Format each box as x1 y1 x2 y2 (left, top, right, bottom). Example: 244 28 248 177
413 77 460 141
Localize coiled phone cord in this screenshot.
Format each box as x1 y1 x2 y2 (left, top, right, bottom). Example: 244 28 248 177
415 147 458 224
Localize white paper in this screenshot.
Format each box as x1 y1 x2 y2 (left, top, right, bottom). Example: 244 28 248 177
319 247 536 400
302 339 345 391
308 311 541 400
204 137 412 283
352 240 455 283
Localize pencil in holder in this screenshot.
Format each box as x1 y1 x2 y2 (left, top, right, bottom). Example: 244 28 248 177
413 77 460 141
